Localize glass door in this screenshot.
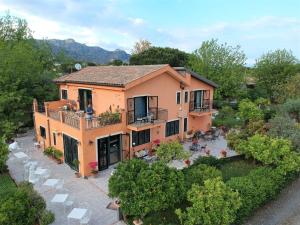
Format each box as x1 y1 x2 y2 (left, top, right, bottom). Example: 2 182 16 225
97 137 109 171
194 90 203 110
78 89 92 111
134 96 147 121
109 135 121 165
63 134 79 171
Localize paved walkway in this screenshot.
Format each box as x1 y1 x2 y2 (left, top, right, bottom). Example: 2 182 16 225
7 130 124 225
245 175 300 225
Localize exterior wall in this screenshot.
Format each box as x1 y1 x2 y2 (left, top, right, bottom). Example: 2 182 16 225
59 83 125 114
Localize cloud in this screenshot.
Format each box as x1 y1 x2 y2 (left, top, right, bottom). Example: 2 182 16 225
128 17 145 26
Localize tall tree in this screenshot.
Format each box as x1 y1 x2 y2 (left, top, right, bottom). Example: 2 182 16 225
130 47 190 67
254 49 298 102
0 14 58 139
131 39 151 54
188 39 246 100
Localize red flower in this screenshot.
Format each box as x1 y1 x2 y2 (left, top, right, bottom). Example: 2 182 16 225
88 161 98 169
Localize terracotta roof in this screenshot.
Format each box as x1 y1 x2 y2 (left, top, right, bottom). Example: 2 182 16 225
54 65 168 87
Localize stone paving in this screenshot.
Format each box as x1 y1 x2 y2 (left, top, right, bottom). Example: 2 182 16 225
7 130 124 225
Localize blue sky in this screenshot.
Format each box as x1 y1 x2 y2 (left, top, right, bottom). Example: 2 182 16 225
1 0 300 64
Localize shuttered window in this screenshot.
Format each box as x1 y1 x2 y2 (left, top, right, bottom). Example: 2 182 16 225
40 126 46 139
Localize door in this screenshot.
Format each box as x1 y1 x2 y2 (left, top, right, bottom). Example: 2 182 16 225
97 137 109 171
194 90 203 109
134 96 147 121
63 134 79 171
97 134 121 171
79 89 92 111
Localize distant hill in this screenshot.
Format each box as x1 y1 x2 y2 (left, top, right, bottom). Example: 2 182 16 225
43 39 130 64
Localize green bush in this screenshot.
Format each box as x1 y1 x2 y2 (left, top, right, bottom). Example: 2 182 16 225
192 156 222 168
227 167 286 224
184 164 222 189
213 106 242 128
40 210 55 225
281 98 300 122
53 149 63 159
44 147 63 160
176 178 241 225
238 99 264 123
156 141 190 163
43 146 54 156
220 160 259 181
0 137 9 173
0 182 54 225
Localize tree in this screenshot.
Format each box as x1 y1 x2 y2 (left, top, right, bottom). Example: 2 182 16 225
0 137 8 173
238 99 264 123
275 74 300 103
131 39 151 54
254 49 298 101
176 178 241 225
109 159 185 218
130 47 189 67
156 141 190 163
0 14 58 138
189 39 246 99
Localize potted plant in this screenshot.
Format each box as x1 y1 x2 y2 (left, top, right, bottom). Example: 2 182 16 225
88 161 98 178
72 159 81 178
53 149 63 164
184 159 191 167
220 149 227 158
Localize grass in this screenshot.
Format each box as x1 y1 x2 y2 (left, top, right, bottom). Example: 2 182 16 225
0 173 16 203
220 159 259 181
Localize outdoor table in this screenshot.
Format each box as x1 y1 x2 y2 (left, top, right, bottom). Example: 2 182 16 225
51 194 69 203
67 208 87 224
14 152 28 159
43 179 59 187
34 168 47 175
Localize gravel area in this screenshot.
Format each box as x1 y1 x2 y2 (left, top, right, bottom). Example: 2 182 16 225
245 175 300 225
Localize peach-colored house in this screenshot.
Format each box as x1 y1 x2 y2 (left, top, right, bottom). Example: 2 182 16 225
33 64 217 176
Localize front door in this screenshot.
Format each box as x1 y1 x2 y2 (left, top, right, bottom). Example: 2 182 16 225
63 134 79 171
134 96 147 121
97 134 121 171
79 89 92 111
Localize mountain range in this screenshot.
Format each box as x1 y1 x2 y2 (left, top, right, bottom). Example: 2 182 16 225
44 39 130 64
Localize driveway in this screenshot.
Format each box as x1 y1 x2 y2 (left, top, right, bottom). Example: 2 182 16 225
7 130 124 225
245 175 300 225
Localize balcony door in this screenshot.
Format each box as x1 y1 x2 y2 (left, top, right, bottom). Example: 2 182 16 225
190 90 210 111
134 96 148 120
194 90 204 109
78 89 92 112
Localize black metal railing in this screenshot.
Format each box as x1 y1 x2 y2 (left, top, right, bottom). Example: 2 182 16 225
189 99 212 112
127 108 168 125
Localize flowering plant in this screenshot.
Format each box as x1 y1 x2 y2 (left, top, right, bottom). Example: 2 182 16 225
88 161 98 174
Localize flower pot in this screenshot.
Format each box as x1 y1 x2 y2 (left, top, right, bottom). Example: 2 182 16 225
133 219 143 225
75 172 81 178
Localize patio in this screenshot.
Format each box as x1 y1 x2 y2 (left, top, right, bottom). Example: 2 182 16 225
7 130 124 225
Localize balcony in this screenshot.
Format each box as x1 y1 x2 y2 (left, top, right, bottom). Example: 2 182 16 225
189 99 213 117
33 99 123 131
127 108 168 131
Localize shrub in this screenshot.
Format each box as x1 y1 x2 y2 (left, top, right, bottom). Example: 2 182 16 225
0 182 54 225
268 115 300 150
109 159 185 218
192 156 222 168
0 137 9 173
53 149 63 159
220 160 259 181
213 106 242 128
43 146 54 156
281 98 300 122
156 141 190 163
238 99 264 123
39 210 55 225
184 164 222 189
227 167 286 224
176 178 241 225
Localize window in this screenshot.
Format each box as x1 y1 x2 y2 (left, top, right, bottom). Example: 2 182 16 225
184 91 189 103
53 133 56 145
61 89 68 100
40 126 46 139
132 129 150 146
184 118 188 132
165 120 180 137
176 92 181 104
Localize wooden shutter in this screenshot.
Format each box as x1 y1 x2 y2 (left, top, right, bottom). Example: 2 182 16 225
189 91 195 112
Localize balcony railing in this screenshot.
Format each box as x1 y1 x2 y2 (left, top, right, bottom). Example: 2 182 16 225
47 109 60 121
86 112 122 129
61 111 80 129
127 108 168 125
189 99 212 112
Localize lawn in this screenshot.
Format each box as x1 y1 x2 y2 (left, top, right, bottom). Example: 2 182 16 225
220 159 259 181
0 173 17 203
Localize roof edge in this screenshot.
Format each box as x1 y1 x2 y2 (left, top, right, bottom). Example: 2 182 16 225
174 67 218 88
53 80 125 88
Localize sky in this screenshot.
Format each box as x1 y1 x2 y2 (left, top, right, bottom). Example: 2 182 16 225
1 0 300 64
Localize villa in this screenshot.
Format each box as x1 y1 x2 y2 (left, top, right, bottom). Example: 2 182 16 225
33 64 217 176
